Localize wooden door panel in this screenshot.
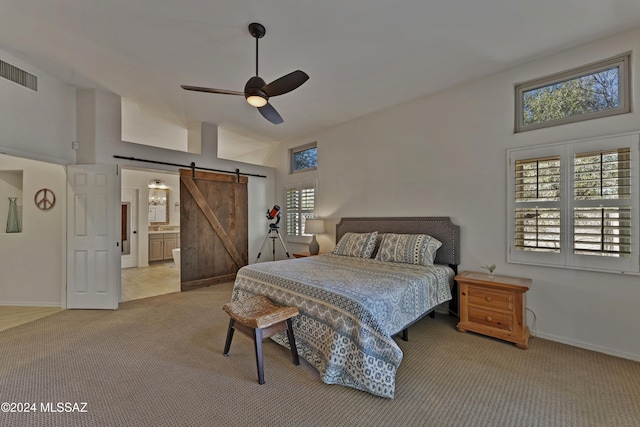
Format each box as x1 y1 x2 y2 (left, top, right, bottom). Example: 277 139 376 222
180 170 248 291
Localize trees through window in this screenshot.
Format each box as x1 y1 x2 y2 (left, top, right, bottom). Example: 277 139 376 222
515 54 630 132
290 142 317 173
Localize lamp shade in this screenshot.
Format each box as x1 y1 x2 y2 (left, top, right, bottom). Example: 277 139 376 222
305 219 325 235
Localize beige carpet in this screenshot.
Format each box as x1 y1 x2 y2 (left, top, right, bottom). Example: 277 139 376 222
0 282 638 427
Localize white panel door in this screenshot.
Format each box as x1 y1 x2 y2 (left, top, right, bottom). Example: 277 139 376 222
67 164 121 309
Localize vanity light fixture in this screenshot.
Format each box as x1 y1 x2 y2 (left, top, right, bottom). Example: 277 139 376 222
148 179 168 189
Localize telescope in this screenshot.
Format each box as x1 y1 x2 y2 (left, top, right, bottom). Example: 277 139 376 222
266 205 280 220
257 204 289 261
266 205 281 229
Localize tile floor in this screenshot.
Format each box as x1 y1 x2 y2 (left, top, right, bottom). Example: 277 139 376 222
0 306 63 332
120 262 181 302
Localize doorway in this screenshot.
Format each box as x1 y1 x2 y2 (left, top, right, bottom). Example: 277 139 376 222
121 187 138 269
120 168 181 302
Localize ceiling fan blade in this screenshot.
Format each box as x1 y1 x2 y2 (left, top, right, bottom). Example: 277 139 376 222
258 102 283 124
262 70 309 97
181 85 244 96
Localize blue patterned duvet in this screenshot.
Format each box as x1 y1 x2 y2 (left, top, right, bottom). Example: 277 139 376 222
231 253 453 398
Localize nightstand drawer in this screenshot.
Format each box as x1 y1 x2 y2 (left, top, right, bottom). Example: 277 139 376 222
468 306 513 331
468 286 513 311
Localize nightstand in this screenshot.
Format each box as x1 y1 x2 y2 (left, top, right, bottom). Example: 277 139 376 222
455 271 531 349
293 252 313 258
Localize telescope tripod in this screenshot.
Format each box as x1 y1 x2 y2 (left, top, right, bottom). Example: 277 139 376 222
256 225 290 261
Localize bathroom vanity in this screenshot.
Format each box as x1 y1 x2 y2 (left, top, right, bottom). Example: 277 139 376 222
149 231 180 262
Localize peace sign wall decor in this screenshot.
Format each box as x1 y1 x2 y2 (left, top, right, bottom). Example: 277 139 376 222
34 188 56 211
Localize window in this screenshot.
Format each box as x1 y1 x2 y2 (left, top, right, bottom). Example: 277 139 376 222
515 54 631 133
290 142 317 173
514 156 561 253
285 184 316 237
508 133 639 273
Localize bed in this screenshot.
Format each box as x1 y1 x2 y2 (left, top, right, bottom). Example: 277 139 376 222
230 217 460 398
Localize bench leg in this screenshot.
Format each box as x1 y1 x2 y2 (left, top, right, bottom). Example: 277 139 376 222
254 328 265 384
223 318 235 356
286 319 300 365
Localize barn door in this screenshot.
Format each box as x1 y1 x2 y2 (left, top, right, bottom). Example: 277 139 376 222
179 169 248 290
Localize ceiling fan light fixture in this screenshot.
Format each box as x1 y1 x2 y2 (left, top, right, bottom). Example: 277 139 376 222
246 94 268 107
245 76 268 107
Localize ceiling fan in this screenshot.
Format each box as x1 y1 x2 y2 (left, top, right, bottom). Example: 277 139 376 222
181 23 309 125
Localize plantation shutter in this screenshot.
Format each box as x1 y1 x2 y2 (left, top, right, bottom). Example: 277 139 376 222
514 156 561 253
509 133 639 273
285 185 316 237
572 148 631 258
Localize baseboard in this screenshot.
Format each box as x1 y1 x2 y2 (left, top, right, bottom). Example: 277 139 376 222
0 301 61 308
535 331 640 363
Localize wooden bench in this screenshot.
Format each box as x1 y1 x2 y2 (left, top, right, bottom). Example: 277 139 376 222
223 295 300 384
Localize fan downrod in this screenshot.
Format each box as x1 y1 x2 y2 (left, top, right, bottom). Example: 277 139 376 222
248 23 265 39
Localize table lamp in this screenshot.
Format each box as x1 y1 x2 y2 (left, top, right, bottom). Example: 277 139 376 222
305 219 325 255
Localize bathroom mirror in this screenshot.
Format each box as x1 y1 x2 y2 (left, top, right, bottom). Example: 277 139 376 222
148 188 169 225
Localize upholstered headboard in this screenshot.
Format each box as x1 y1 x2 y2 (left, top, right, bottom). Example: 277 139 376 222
335 217 460 267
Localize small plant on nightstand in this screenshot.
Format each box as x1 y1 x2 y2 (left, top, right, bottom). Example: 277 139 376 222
481 264 496 279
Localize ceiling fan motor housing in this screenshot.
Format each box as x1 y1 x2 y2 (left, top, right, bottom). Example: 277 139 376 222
245 76 268 104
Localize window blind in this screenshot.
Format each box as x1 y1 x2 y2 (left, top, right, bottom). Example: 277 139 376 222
573 148 631 258
285 185 315 236
515 156 561 253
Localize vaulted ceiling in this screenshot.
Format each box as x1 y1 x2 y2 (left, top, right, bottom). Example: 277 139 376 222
2 1 640 144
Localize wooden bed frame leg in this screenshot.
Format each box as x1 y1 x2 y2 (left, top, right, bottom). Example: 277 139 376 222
401 328 408 341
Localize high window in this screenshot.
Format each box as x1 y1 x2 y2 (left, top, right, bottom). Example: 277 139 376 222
285 184 316 237
290 142 317 173
508 133 639 273
515 54 631 133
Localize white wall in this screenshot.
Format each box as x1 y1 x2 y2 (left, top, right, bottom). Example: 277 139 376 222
0 155 66 306
0 48 74 307
269 26 640 361
217 125 280 165
0 48 76 164
121 98 189 153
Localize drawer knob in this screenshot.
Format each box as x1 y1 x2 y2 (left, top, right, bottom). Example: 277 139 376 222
486 296 493 302
486 316 493 322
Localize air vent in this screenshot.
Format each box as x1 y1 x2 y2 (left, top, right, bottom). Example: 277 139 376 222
0 59 38 91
